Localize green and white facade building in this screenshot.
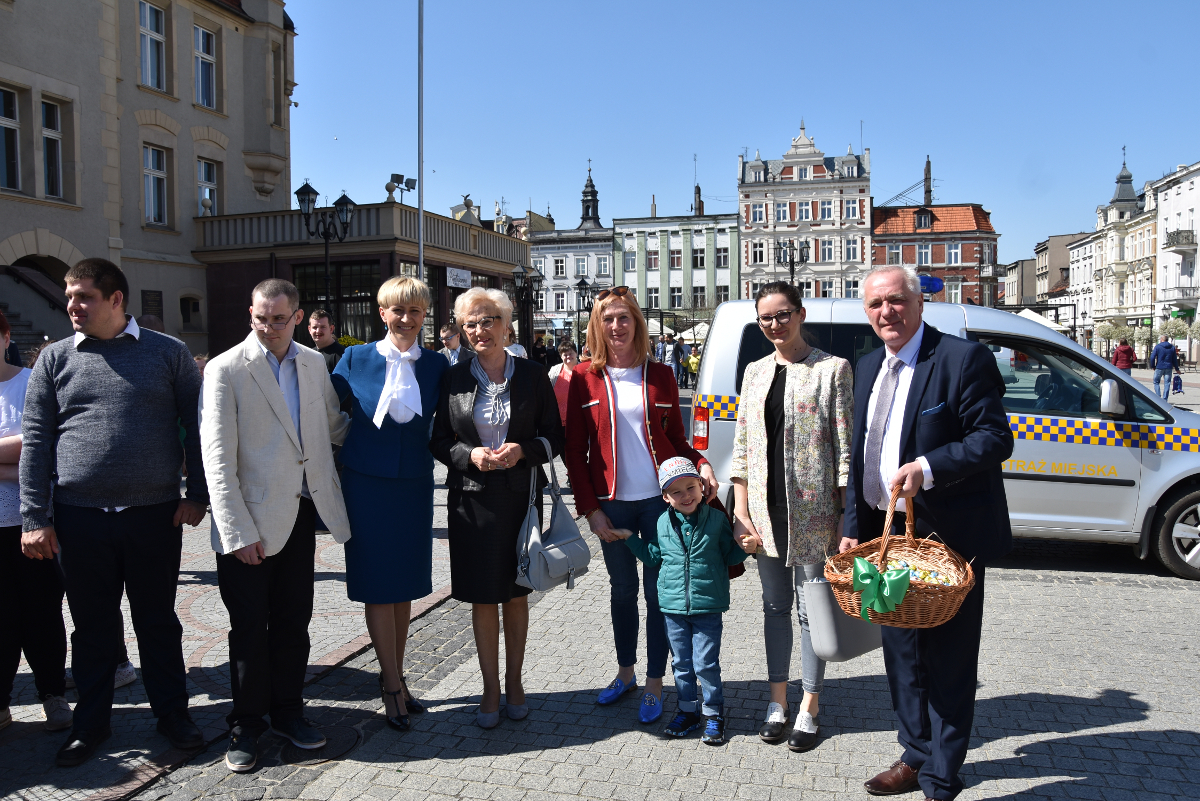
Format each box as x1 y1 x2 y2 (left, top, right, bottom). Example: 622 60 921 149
613 195 740 317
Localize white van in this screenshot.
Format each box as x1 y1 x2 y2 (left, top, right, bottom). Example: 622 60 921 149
691 299 1200 580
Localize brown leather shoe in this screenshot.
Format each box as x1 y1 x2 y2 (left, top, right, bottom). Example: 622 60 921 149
864 760 920 796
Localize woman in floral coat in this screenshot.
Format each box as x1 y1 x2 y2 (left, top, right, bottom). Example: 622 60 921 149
731 281 853 754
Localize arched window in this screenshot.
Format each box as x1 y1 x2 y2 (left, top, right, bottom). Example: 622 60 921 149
179 295 203 332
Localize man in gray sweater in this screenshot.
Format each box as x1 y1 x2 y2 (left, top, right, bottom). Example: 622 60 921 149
20 258 208 767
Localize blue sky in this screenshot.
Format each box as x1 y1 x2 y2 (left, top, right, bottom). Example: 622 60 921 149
286 0 1200 262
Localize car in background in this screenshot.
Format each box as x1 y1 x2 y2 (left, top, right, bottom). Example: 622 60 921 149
690 299 1200 580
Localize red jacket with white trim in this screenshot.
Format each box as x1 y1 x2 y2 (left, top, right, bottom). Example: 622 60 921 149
563 359 709 518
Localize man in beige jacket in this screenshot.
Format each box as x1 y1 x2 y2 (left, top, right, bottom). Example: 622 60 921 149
200 279 350 773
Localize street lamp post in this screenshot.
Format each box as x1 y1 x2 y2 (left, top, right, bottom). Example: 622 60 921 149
511 262 544 354
574 277 592 353
295 181 356 332
774 239 811 287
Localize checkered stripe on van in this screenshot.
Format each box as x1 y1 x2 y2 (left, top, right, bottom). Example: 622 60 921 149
1008 415 1200 452
695 394 739 420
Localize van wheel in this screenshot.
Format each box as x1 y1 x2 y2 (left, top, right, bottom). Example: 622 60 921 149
1154 488 1200 580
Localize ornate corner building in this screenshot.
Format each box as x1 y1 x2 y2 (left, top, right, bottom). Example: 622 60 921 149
737 123 871 299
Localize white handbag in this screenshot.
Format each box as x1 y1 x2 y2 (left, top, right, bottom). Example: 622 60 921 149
515 437 592 591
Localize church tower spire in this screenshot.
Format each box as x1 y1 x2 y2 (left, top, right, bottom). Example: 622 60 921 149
577 161 602 229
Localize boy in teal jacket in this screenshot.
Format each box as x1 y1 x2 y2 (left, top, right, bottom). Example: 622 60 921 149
612 457 747 744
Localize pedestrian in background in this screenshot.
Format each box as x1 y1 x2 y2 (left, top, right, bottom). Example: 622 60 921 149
564 286 716 725
1150 334 1177 401
548 342 579 426
202 279 351 772
654 335 665 363
430 287 563 729
610 457 746 745
1110 338 1135 375
438 323 473 367
331 277 447 734
686 346 701 386
731 281 852 753
20 258 207 767
842 265 1013 800
0 311 71 734
194 353 208 379
503 323 527 358
308 310 345 374
531 334 548 367
135 314 165 333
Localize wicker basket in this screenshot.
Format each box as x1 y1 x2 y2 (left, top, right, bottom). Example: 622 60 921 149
824 486 975 629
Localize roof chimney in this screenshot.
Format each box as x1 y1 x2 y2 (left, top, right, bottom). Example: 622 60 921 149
924 156 932 206
651 194 656 218
694 184 703 216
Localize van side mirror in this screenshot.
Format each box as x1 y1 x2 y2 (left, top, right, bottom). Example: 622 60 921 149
1099 379 1125 416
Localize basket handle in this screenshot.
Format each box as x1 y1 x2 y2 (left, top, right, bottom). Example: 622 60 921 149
876 485 917 567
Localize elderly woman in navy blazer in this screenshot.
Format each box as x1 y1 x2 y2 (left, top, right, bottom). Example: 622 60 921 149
331 276 447 733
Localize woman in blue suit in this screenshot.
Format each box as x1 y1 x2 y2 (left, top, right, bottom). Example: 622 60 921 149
331 276 447 733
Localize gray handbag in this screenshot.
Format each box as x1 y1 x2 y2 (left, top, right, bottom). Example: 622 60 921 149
515 437 592 591
804 576 882 662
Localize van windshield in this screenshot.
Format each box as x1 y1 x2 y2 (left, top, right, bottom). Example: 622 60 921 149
733 322 883 394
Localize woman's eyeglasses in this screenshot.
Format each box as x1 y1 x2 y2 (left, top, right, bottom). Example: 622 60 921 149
756 309 798 328
595 286 631 302
461 316 500 332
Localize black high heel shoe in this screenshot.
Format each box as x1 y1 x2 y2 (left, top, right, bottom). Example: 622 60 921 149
379 681 410 731
400 677 426 714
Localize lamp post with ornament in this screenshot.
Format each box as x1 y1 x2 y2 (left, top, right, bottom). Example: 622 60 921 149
511 262 544 354
774 239 810 287
294 181 356 332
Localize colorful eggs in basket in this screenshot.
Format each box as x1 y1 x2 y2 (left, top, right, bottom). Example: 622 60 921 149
887 558 955 586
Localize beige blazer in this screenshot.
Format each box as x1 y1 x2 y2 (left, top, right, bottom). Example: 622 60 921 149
201 332 351 556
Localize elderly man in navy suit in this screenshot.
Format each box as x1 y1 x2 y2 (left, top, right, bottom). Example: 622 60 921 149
841 265 1014 801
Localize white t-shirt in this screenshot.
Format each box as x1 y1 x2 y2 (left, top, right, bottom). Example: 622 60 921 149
607 366 661 501
0 367 32 527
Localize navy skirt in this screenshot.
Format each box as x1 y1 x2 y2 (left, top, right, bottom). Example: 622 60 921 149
342 466 434 604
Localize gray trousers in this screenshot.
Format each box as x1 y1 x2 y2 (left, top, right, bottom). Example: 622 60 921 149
758 555 826 693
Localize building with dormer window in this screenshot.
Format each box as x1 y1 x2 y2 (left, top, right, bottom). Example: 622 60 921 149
1087 161 1157 337
737 123 871 298
871 158 1001 306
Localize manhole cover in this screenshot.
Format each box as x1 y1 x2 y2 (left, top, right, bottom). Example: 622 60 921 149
282 725 360 765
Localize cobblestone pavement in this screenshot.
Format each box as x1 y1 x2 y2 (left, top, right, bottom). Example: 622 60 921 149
7 466 1198 801
0 464 467 801
107 534 1199 801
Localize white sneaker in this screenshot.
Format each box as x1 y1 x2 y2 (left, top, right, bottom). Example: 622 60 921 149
114 661 137 689
42 696 73 731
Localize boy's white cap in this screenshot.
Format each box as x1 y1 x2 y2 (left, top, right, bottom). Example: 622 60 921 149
658 456 700 492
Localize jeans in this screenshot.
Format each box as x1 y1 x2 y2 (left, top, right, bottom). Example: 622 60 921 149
1154 368 1173 401
663 613 723 716
217 498 317 736
758 555 826 693
0 525 67 707
55 501 188 734
597 496 669 679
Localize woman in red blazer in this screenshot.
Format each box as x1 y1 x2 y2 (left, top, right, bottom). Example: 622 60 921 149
564 287 716 724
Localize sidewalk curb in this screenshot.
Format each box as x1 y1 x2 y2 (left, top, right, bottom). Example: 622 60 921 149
86 584 455 801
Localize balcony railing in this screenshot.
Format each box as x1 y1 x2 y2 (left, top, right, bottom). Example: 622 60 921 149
194 203 529 266
1158 285 1200 302
978 264 996 278
1165 229 1197 251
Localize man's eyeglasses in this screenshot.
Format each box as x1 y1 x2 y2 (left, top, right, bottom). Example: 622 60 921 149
439 334 459 342
250 319 294 331
595 286 631 302
756 309 798 328
460 316 500 332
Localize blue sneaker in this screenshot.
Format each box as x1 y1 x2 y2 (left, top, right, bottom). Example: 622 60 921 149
596 675 637 706
663 710 702 737
637 693 663 724
701 714 726 745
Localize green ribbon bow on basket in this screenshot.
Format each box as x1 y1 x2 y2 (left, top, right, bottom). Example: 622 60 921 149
852 557 911 623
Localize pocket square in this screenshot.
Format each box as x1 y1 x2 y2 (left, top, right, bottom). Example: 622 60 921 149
920 402 946 416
